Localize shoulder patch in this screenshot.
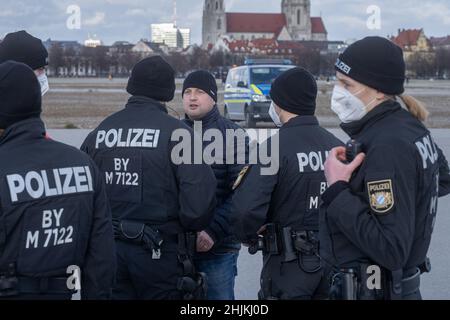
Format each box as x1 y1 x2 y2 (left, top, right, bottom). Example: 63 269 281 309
232 166 250 191
367 179 395 215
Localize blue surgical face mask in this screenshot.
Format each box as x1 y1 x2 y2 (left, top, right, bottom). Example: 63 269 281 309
269 102 282 127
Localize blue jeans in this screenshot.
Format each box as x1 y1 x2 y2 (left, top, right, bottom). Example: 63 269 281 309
194 252 239 300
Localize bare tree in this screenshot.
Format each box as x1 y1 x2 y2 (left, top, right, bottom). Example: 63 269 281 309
165 53 189 76
407 53 437 78
294 47 321 75
435 48 450 78
48 43 64 76
188 46 210 70
118 51 141 76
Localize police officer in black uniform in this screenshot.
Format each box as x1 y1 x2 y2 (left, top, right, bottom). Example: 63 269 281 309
81 56 217 300
233 67 343 300
321 37 450 300
0 61 116 300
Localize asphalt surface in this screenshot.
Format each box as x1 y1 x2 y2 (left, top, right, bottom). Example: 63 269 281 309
48 128 450 300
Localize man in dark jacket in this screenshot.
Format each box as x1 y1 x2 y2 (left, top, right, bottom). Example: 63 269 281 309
182 70 249 300
81 57 217 300
0 61 115 300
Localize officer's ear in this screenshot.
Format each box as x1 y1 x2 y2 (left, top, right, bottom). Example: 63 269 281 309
0 129 4 136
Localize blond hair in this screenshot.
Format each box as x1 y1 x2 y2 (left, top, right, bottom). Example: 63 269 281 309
398 95 430 122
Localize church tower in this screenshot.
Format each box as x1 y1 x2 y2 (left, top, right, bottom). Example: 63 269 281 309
202 0 226 48
282 0 312 40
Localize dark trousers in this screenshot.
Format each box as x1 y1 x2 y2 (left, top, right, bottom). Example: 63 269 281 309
112 240 183 300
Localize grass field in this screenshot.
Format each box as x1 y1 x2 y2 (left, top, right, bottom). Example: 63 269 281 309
42 78 450 129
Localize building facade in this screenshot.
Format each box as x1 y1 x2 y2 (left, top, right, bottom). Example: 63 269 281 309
151 23 191 49
202 0 327 48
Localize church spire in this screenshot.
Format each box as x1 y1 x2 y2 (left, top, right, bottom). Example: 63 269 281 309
202 0 226 48
282 0 312 41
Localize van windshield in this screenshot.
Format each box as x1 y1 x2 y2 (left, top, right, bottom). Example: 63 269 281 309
250 67 291 85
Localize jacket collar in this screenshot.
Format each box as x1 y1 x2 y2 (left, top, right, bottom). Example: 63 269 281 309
0 118 46 146
340 100 401 138
184 105 220 128
126 95 168 114
282 115 319 130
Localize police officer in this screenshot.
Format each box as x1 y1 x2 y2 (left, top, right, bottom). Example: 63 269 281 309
81 56 217 300
0 30 50 96
182 70 249 300
321 36 450 300
0 61 116 300
233 67 343 300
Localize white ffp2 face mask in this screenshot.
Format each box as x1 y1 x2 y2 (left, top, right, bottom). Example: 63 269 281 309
269 102 282 127
37 73 49 96
331 86 370 124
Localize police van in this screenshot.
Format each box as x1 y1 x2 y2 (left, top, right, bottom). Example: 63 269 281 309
224 59 294 128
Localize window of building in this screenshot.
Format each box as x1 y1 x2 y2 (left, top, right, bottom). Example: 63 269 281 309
216 1 218 10
217 19 222 30
297 9 301 25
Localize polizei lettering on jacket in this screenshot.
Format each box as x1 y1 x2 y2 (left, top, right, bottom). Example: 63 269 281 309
6 166 93 204
415 134 438 169
297 150 330 173
95 128 160 149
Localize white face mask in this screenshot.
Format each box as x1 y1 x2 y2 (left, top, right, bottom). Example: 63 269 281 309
269 102 282 127
37 73 49 96
331 86 375 124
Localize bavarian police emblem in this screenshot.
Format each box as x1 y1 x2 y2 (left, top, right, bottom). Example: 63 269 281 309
367 179 394 214
232 166 250 191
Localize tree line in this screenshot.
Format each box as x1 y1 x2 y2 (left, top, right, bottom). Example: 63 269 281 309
48 43 450 79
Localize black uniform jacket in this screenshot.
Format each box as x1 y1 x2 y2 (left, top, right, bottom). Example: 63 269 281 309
0 118 116 299
81 96 217 235
321 100 450 272
233 116 343 243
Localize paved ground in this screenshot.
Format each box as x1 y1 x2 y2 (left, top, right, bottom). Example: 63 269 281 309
48 128 450 300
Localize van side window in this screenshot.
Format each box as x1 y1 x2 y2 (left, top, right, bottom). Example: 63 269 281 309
231 69 240 87
242 68 249 86
226 69 236 87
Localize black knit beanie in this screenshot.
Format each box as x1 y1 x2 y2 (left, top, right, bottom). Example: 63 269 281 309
0 61 42 129
270 67 317 116
0 30 48 70
335 36 406 95
126 56 176 102
182 70 218 102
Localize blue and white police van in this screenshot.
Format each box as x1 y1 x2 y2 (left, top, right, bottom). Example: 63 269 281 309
223 59 294 128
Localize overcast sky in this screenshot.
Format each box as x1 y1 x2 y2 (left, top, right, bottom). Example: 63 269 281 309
1 0 449 45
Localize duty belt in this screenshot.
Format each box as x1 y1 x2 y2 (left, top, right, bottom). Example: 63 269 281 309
0 276 74 297
248 224 320 265
330 265 423 300
113 219 163 259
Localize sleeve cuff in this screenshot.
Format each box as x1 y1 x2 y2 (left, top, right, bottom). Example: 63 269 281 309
322 181 350 205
